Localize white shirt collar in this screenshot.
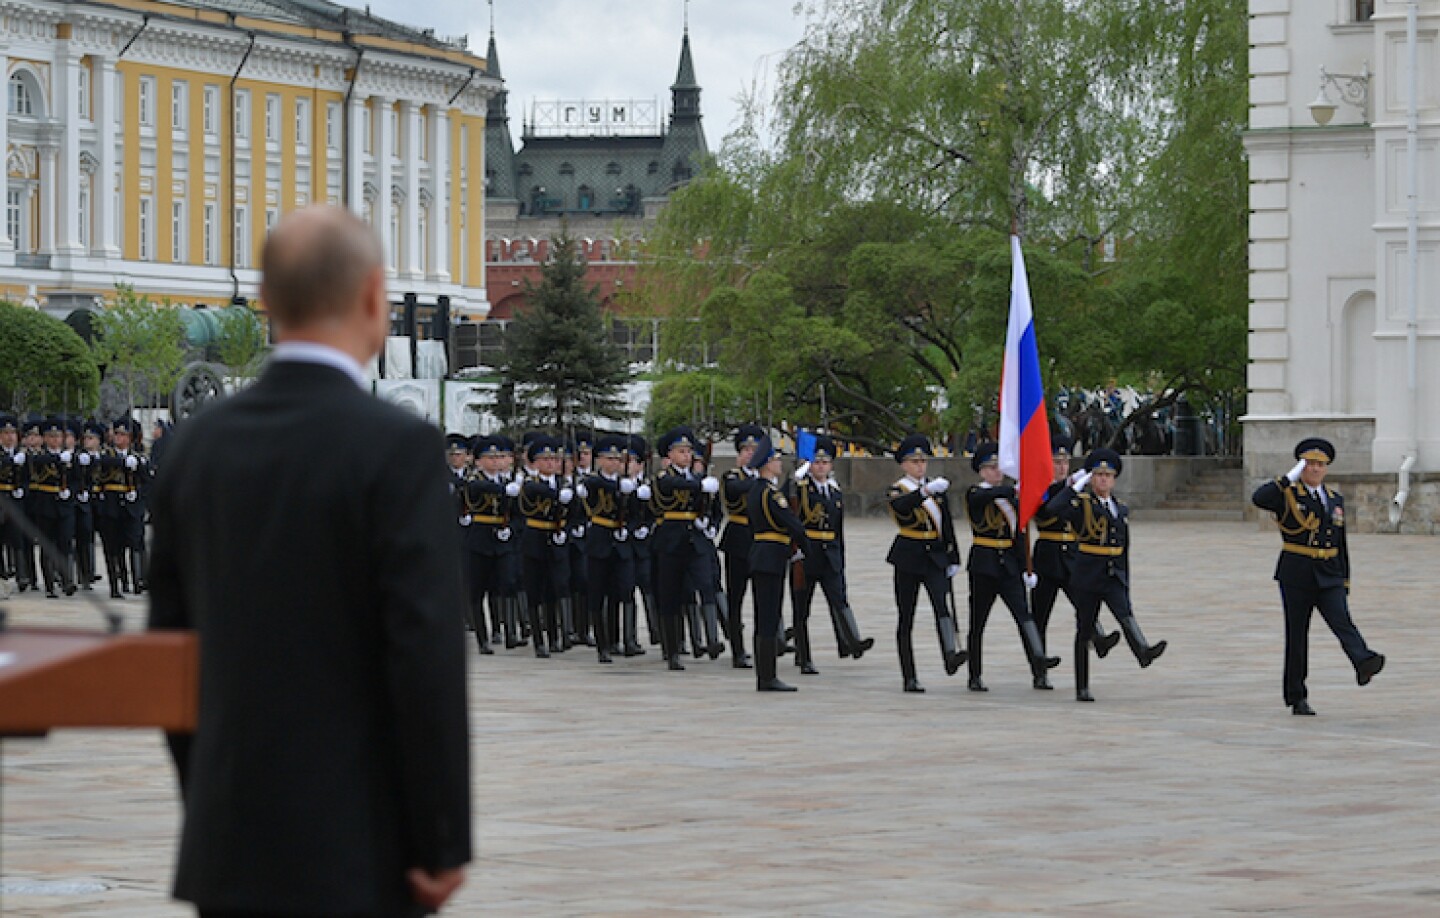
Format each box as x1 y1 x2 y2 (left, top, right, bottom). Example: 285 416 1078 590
269 341 369 390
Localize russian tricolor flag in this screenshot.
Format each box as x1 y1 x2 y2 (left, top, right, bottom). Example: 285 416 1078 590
998 235 1052 529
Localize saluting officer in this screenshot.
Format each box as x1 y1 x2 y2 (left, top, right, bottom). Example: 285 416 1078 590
516 435 575 657
1041 448 1167 702
885 434 967 693
717 424 765 669
789 434 874 673
648 427 719 671
1031 436 1120 682
1251 438 1384 715
963 442 1059 692
746 435 810 692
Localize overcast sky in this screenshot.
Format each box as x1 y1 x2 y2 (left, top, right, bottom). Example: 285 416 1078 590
366 0 813 151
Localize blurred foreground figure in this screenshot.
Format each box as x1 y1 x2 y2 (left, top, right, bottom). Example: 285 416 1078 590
149 206 472 917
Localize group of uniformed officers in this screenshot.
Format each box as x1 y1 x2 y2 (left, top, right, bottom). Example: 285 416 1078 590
447 422 1384 710
0 413 155 602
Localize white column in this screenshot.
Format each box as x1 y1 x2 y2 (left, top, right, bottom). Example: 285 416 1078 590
345 91 366 217
38 144 57 255
429 107 449 282
55 47 83 257
400 100 420 277
373 95 393 274
94 55 119 258
0 46 12 257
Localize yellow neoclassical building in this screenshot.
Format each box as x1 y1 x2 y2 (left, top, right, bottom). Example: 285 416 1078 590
1 0 498 314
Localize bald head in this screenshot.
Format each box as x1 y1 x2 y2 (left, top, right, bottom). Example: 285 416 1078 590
261 206 385 330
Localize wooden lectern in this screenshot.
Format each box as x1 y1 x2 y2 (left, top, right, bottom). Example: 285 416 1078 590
0 629 198 735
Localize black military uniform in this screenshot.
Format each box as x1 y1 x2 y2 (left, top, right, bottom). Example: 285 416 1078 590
566 430 596 647
746 436 810 692
648 427 717 671
516 435 575 657
622 434 654 656
1041 448 1166 702
93 418 151 597
0 414 29 588
579 435 639 665
26 417 78 597
963 442 1058 691
885 435 967 693
1031 436 1121 672
1251 438 1384 715
718 423 765 669
790 435 874 673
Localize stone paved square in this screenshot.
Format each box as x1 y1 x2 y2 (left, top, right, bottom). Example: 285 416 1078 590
1 519 1436 916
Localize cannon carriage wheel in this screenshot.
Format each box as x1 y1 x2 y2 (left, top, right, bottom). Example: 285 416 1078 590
170 362 227 422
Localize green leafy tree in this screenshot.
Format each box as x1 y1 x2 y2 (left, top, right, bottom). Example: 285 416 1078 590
212 306 268 377
499 229 632 431
90 284 187 412
0 301 101 413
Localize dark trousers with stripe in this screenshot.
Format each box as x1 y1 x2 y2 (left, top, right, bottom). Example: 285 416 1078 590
1279 583 1374 705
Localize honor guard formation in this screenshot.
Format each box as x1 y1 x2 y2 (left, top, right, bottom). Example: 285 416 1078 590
0 412 156 603
434 422 1384 711
0 407 1385 713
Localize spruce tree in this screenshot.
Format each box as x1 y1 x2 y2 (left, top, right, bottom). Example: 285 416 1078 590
500 228 631 431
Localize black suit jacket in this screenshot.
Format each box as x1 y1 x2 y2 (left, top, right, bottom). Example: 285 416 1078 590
147 360 472 916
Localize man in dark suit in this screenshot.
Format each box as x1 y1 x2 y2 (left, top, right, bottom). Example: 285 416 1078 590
148 206 471 917
1251 438 1384 715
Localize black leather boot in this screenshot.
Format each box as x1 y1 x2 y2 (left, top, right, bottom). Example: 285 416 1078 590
572 591 593 646
938 614 968 679
105 555 123 599
701 602 726 659
642 591 661 645
593 599 612 664
530 603 550 658
685 603 706 657
794 612 818 675
664 617 686 671
503 596 522 649
899 629 924 692
1118 613 1166 668
835 605 874 660
729 605 752 668
470 603 493 655
1094 625 1121 658
756 636 797 692
622 600 645 656
1021 619 1059 687
1075 634 1094 702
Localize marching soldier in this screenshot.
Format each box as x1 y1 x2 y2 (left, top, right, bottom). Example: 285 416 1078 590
26 417 78 597
1031 436 1120 683
717 424 765 668
1042 448 1167 702
451 434 497 656
579 435 638 664
566 430 596 647
0 414 28 589
72 421 105 591
681 449 727 660
648 427 718 671
1251 438 1385 715
445 433 472 489
621 435 655 656
746 435 810 692
885 434 967 693
963 442 1059 691
789 434 874 673
516 435 574 657
95 419 150 597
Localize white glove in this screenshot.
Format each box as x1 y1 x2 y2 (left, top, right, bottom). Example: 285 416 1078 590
505 481 521 498
701 475 720 494
1023 572 1039 590
59 450 72 464
703 524 719 540
636 484 652 501
634 525 650 540
124 455 138 470
496 527 512 542
793 461 811 481
552 530 567 546
575 482 588 499
59 488 71 500
11 452 24 465
78 491 89 503
125 490 138 502
78 452 91 466
693 517 708 532
926 477 950 495
619 477 637 495
615 526 629 542
558 487 574 504
11 487 21 498
945 564 961 579
571 525 585 539
1286 458 1307 483
459 515 472 526
790 549 805 563
1069 470 1092 491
